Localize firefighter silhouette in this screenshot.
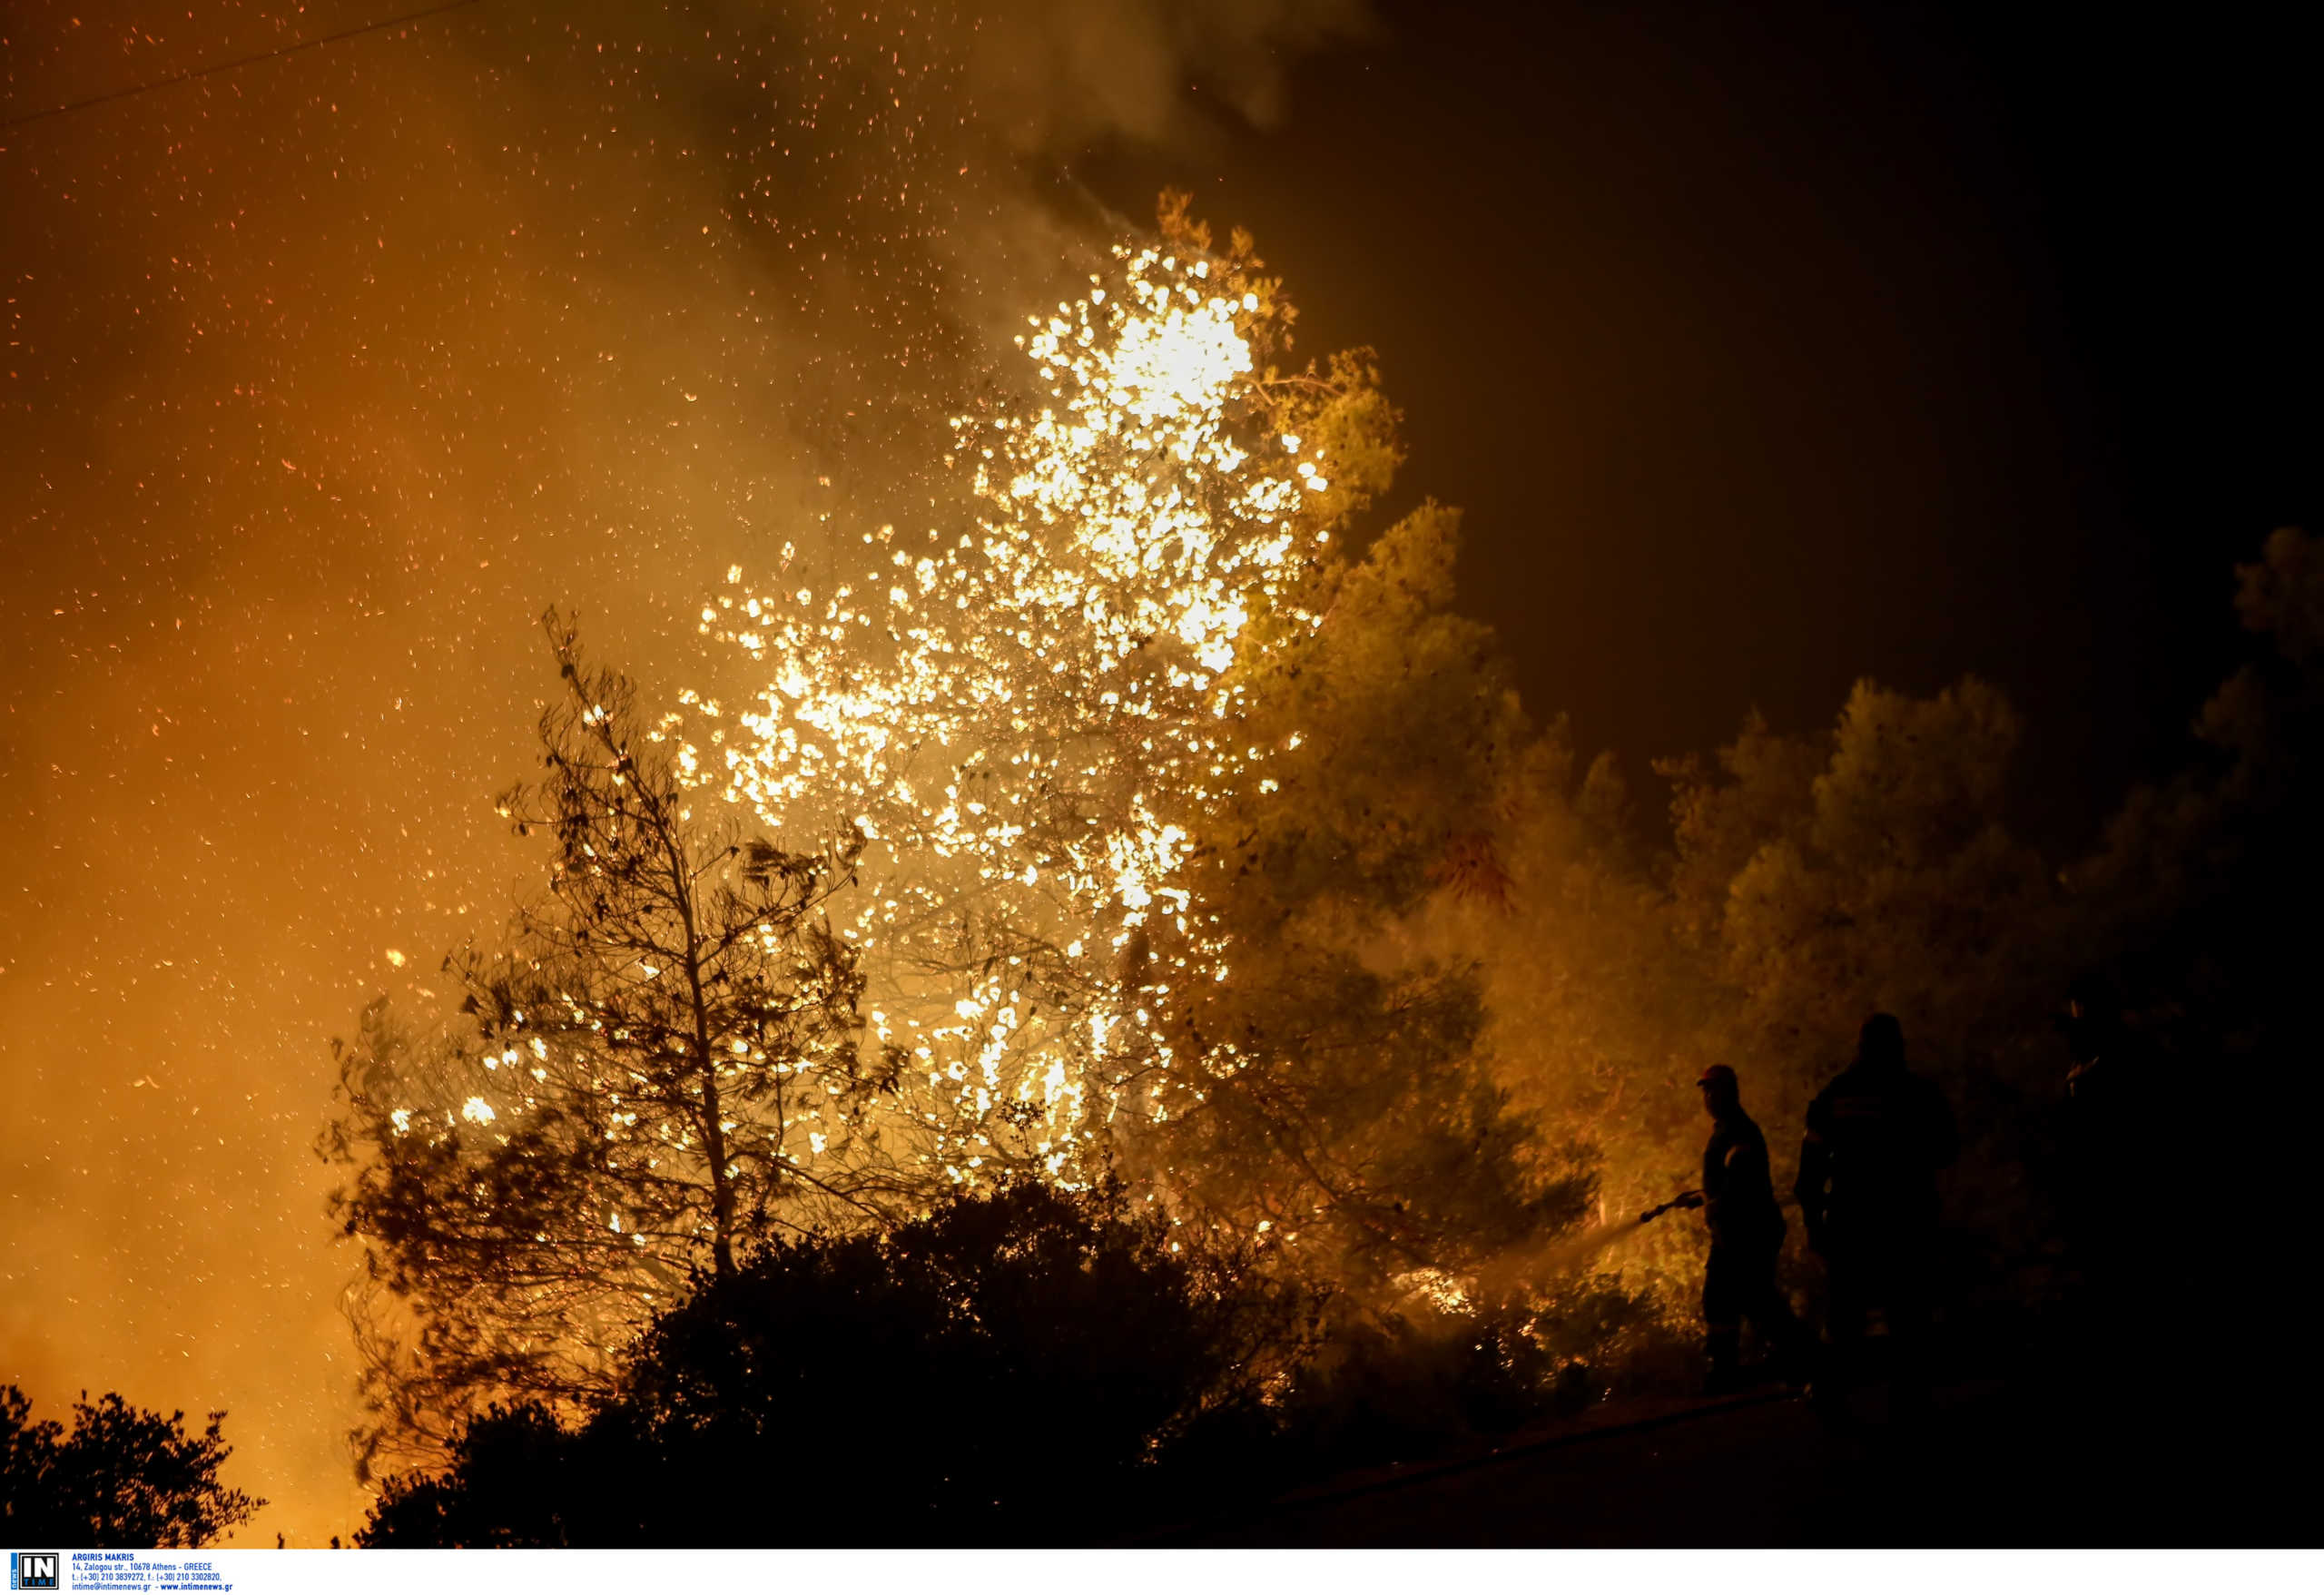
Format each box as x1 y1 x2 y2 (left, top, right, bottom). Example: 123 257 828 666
1795 1014 1957 1415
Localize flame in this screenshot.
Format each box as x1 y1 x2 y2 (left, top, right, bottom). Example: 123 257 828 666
694 244 1335 1181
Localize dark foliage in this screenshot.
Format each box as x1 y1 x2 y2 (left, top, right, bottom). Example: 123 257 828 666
0 1386 261 1548
359 1183 1301 1544
2061 528 2324 1364
359 1180 1672 1546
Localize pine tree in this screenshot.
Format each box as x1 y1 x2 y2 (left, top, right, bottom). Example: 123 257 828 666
324 617 894 1472
692 195 1581 1291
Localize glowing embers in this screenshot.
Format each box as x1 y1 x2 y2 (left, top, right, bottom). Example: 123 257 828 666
695 245 1330 1180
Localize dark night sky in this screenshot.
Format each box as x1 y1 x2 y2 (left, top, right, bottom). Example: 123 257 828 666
1 0 2314 1541
1090 0 2320 845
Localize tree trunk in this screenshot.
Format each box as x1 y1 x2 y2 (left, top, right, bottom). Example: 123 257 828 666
668 829 736 1280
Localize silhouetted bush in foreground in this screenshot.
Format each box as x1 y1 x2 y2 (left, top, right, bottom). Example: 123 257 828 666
360 1183 1674 1545
0 1385 261 1547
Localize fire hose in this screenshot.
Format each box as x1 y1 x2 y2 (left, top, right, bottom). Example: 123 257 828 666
1639 1188 1705 1225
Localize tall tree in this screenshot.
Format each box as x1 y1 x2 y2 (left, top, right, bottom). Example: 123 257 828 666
324 617 894 1472
1678 676 2054 1088
1149 500 1591 1283
2073 527 2324 1025
692 195 1580 1291
1419 727 1732 1295
2064 527 2324 1335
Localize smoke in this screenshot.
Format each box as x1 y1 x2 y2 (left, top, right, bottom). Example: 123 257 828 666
959 0 1377 148
0 0 1367 1541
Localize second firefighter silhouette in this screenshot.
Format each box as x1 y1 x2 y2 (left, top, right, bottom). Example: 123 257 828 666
1795 1013 1958 1412
1695 1063 1810 1393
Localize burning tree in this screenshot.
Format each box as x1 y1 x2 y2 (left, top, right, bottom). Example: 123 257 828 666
330 201 1607 1478
324 617 897 1471
690 196 1583 1288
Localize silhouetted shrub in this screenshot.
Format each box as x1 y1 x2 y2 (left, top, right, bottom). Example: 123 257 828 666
362 1182 1299 1544
0 1386 261 1547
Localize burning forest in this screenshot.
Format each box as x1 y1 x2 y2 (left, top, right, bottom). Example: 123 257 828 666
5 0 2317 1557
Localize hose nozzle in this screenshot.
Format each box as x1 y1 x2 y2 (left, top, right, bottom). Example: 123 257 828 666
1639 1189 1705 1224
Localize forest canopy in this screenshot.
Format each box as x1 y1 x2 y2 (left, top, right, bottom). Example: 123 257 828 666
324 195 2318 1525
